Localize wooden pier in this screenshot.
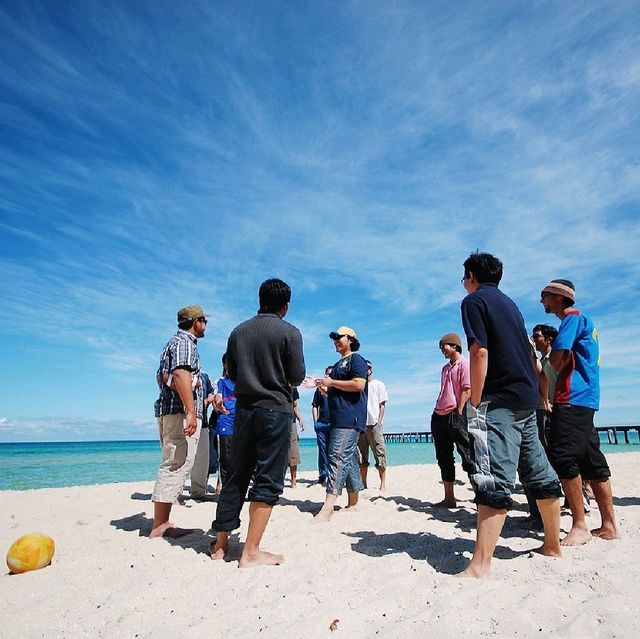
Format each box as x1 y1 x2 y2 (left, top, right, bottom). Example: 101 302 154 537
596 425 640 445
384 432 432 443
383 425 640 445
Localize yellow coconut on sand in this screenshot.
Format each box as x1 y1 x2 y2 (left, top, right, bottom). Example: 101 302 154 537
6 533 55 574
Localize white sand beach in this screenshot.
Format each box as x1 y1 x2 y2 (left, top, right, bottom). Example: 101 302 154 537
2 452 639 638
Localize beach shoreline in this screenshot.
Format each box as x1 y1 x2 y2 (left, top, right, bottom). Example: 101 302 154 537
2 452 639 638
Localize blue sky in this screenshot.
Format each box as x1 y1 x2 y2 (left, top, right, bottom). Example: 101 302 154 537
1 1 639 442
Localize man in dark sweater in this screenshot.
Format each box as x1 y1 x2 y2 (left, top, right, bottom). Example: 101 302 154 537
211 279 306 567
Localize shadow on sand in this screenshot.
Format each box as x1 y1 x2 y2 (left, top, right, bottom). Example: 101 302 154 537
109 513 216 556
342 529 525 574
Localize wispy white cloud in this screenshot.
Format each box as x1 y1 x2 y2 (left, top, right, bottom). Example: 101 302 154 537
1 1 639 436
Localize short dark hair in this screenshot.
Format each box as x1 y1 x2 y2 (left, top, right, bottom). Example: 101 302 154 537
349 337 361 352
532 324 558 343
178 319 195 331
463 251 503 284
259 278 291 313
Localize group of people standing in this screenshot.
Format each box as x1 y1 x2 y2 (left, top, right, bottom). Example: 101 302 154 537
148 252 619 577
429 252 619 578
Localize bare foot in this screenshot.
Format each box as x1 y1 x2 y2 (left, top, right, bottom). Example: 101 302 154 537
433 499 457 508
455 564 490 579
311 509 334 524
210 533 229 560
533 544 562 558
342 504 359 512
561 526 592 546
379 483 387 492
149 522 172 538
290 481 297 489
239 550 284 568
591 525 621 540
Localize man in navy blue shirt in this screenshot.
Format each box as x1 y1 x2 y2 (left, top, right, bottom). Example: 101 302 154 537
312 366 333 485
459 252 562 578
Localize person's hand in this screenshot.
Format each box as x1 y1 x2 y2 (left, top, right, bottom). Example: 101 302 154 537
183 411 197 436
299 421 305 431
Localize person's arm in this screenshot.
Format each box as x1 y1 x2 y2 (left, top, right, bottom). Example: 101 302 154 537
172 368 197 435
293 400 305 430
550 350 572 373
285 330 306 387
457 388 471 414
312 404 319 426
322 377 366 392
378 401 386 426
468 342 488 407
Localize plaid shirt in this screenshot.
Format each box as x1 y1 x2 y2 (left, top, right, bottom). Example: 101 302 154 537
154 330 202 418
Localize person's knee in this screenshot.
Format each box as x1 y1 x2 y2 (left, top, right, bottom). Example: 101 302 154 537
548 452 580 480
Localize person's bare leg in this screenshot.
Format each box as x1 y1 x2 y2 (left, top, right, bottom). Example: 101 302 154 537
457 504 506 579
238 502 283 567
211 530 229 560
343 490 359 511
435 481 457 508
290 465 297 489
589 478 620 540
560 476 592 546
359 464 368 488
312 493 338 523
377 467 387 491
534 498 562 557
215 479 221 495
150 502 172 537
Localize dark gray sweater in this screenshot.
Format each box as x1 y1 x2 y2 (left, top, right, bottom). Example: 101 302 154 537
226 312 306 413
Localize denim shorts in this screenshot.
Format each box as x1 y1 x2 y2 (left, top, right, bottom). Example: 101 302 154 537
326 427 364 495
466 402 562 510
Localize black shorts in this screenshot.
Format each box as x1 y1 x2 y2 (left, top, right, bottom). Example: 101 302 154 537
546 404 610 481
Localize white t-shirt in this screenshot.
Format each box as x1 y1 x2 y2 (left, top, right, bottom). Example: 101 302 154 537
366 378 388 425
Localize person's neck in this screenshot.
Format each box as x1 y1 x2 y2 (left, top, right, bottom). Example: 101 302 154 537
557 305 575 320
541 345 552 357
448 351 461 364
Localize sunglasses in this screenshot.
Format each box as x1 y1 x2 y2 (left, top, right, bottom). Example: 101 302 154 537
197 317 208 324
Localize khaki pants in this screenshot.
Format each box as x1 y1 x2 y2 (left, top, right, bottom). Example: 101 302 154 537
152 414 201 503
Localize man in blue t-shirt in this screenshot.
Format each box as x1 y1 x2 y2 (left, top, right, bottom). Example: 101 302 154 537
459 252 562 578
541 279 619 545
311 366 333 485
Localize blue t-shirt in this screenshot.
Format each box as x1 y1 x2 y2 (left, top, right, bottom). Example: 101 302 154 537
215 376 236 436
461 283 538 410
312 388 331 425
328 353 368 431
551 310 600 410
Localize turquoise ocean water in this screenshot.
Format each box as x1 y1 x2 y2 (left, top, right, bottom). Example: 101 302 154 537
1 435 637 491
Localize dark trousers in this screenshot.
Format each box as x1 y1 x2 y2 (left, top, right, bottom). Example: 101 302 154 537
208 428 219 475
431 410 473 482
315 424 330 481
212 433 233 486
213 405 291 532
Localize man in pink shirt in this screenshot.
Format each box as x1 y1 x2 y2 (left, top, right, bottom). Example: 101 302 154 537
430 333 473 507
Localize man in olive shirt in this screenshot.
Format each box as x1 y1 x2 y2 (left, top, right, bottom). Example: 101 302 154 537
211 279 305 567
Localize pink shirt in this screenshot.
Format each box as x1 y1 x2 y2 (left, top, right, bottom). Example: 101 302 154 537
434 356 470 415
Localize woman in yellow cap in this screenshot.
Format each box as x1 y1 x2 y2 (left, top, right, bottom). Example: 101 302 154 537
312 326 368 522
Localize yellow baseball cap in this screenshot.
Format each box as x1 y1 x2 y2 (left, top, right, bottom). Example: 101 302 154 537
329 326 357 340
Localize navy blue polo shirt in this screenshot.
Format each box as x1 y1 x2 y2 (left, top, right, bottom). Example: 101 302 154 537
328 353 368 430
461 283 538 410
